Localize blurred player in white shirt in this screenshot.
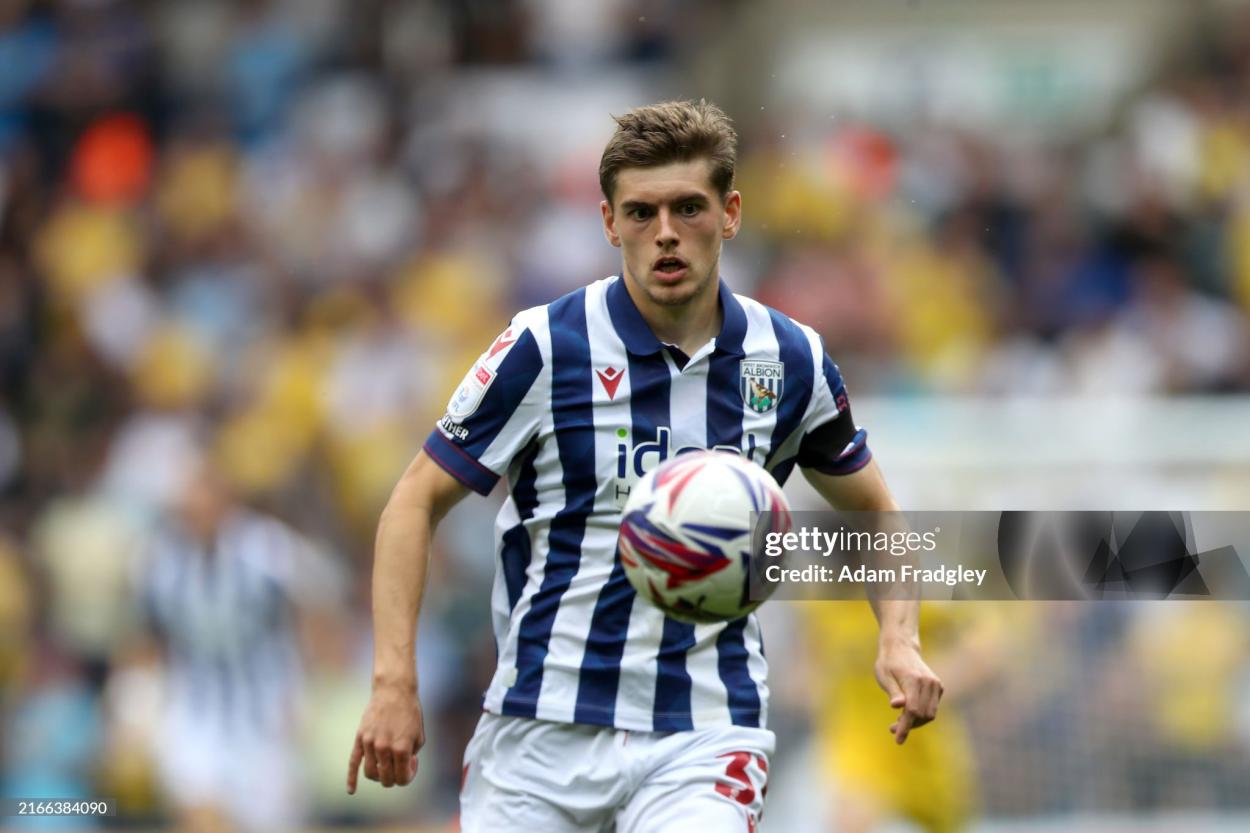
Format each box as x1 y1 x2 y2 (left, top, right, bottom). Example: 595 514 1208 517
140 457 342 833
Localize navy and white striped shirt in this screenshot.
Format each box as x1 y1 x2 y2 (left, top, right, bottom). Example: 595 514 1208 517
425 276 870 732
141 509 340 737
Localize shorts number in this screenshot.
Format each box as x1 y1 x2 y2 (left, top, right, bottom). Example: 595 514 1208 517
715 751 768 806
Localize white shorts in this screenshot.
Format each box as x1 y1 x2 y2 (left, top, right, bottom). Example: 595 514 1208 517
460 712 774 833
155 710 303 833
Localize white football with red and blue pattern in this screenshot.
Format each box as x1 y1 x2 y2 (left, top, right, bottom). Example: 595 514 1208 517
617 451 792 624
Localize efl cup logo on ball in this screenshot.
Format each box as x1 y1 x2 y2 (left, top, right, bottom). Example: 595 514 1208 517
617 451 792 624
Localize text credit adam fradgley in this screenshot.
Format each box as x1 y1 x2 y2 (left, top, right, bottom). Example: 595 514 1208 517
753 511 1250 602
749 512 1000 601
761 525 987 588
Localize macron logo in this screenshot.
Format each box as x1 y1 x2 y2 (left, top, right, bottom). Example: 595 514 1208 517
596 366 624 400
488 329 517 359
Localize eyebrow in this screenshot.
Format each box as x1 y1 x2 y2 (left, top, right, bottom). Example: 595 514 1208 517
619 193 711 211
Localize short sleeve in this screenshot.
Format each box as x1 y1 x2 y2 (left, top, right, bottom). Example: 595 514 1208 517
423 317 547 495
135 536 166 639
795 345 872 476
252 518 347 609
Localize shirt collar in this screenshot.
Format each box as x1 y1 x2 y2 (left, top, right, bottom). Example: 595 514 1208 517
606 275 747 358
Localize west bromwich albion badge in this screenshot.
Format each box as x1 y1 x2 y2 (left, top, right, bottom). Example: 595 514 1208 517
740 360 783 414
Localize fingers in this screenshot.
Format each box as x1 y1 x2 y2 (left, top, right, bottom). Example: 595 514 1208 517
901 673 941 721
913 675 943 722
882 667 944 745
363 737 380 783
878 671 906 708
892 675 943 744
349 692 425 794
347 735 363 794
900 674 924 714
378 742 420 787
355 736 419 789
891 709 916 745
376 742 395 787
390 743 417 787
883 673 911 745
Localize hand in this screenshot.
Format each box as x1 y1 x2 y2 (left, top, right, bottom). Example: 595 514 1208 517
347 682 425 793
874 639 943 745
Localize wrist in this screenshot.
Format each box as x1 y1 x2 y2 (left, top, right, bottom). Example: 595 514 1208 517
878 632 921 652
372 669 418 693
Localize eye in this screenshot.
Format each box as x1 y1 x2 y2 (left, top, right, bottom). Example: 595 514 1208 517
678 202 701 217
628 207 652 221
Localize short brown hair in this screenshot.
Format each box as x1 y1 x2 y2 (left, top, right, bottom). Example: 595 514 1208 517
599 99 738 205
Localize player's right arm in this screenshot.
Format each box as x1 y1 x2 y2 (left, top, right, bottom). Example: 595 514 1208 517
347 450 469 793
346 316 545 792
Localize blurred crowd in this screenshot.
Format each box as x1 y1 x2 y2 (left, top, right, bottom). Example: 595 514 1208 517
2 0 1250 830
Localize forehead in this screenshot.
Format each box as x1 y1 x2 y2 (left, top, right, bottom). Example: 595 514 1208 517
613 159 718 205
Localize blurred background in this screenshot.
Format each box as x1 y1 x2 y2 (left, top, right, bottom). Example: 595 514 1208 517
2 0 1250 830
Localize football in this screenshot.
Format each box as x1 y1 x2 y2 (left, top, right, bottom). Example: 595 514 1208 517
617 451 792 624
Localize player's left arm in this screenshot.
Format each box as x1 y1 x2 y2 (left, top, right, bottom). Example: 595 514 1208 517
794 332 943 742
803 460 944 745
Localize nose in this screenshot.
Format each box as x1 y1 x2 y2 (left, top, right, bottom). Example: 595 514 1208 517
655 207 679 249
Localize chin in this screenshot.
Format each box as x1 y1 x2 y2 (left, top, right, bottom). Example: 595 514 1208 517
647 281 702 307
637 270 711 306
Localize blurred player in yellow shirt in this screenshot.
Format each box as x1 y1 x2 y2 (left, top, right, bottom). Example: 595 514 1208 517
802 602 1011 833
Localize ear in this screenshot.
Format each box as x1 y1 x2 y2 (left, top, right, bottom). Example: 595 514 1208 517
721 190 742 241
601 200 621 247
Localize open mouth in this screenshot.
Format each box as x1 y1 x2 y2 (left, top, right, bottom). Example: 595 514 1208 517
653 256 688 274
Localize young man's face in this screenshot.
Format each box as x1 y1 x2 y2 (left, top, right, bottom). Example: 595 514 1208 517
601 159 741 311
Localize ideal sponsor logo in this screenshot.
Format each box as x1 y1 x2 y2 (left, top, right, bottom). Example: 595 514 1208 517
612 426 762 507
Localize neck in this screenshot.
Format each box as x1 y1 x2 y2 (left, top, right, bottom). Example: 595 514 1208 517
626 273 722 356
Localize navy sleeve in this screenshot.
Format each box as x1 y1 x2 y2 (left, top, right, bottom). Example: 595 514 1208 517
795 352 872 475
424 322 545 495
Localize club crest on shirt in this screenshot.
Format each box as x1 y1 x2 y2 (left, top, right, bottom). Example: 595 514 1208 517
740 360 784 414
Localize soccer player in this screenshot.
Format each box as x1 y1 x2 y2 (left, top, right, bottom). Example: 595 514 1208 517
347 99 943 831
139 455 344 833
